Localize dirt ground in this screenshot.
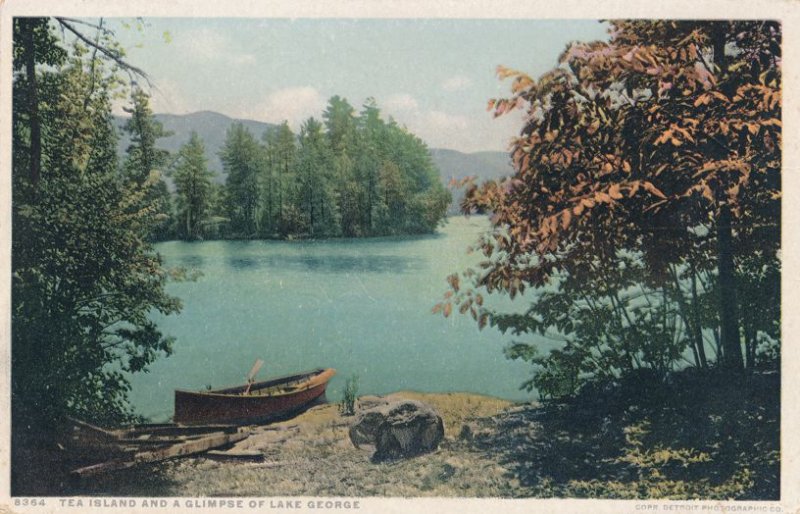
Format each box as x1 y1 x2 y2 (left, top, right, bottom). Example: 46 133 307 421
75 391 521 497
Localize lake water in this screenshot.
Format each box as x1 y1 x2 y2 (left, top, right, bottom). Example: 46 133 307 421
129 216 535 421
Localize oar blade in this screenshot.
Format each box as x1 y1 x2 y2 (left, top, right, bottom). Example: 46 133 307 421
246 359 264 382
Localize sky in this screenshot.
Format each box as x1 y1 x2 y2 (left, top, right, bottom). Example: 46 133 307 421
106 18 609 153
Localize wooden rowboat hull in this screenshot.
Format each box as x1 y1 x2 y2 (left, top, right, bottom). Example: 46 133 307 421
174 368 336 425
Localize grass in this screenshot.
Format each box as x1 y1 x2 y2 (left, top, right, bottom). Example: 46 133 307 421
467 368 780 499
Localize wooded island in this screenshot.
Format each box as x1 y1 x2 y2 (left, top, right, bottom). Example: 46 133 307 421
126 90 451 242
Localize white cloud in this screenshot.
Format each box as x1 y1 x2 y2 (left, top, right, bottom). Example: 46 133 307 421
111 79 195 116
378 91 523 152
173 27 256 66
151 80 195 115
384 93 419 112
243 86 327 128
380 94 478 151
441 75 473 91
424 110 471 132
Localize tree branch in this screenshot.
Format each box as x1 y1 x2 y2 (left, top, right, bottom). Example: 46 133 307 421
55 17 152 87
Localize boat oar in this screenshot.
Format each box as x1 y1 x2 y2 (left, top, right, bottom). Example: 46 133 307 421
243 359 264 395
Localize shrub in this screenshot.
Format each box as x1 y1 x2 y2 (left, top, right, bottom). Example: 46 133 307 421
339 374 359 416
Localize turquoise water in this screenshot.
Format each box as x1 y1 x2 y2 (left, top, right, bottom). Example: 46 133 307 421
129 216 535 421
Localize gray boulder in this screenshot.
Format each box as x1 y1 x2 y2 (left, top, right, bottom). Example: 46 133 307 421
349 400 445 461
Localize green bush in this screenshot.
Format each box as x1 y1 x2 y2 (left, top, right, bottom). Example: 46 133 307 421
339 374 359 416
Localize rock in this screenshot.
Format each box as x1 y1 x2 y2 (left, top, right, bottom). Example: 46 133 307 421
458 423 475 442
356 395 391 411
349 400 445 461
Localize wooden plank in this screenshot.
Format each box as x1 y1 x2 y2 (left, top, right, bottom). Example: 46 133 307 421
116 431 237 445
71 458 138 477
71 428 249 477
132 429 249 463
205 449 264 461
120 424 240 438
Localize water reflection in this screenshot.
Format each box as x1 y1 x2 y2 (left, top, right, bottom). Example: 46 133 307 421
226 254 423 273
178 255 205 268
227 256 260 269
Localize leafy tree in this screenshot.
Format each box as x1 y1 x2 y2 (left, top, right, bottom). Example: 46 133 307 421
221 123 262 237
12 18 181 426
121 87 173 240
173 132 214 240
438 21 780 394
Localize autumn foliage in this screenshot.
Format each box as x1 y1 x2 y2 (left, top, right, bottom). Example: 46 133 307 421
437 21 780 394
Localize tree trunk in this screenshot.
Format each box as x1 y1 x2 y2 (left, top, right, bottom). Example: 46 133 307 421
671 266 706 369
22 19 41 187
710 27 744 372
717 204 743 371
690 264 708 368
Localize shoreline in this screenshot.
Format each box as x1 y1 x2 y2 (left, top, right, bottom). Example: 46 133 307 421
16 373 780 499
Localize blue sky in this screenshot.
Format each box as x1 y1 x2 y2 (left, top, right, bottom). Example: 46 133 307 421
108 18 609 152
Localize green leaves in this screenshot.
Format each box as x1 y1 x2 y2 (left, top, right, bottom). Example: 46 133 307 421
12 19 181 425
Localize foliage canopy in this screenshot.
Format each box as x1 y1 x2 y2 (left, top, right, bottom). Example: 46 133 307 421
437 20 781 397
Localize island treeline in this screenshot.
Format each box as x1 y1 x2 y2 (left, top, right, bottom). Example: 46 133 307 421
125 92 451 241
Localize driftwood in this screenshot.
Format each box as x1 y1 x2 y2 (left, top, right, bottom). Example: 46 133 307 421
64 418 249 477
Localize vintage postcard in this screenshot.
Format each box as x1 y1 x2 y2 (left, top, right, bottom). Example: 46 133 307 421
0 0 797 513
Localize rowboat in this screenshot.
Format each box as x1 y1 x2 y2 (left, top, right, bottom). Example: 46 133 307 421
174 367 336 425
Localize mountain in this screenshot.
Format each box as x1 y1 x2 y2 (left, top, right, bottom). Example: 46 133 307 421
114 111 277 181
428 148 513 213
114 111 513 210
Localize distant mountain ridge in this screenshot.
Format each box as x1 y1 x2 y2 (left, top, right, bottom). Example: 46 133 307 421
113 111 513 212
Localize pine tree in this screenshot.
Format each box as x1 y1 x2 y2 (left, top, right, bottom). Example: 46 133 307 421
121 87 173 240
174 132 214 240
221 123 262 237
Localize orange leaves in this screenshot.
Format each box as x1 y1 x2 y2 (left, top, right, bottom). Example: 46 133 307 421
641 181 667 199
694 94 712 107
487 98 520 117
654 128 673 146
544 130 560 143
511 74 535 94
496 65 524 80
432 301 454 317
447 273 460 292
654 122 695 147
561 209 572 230
477 312 489 330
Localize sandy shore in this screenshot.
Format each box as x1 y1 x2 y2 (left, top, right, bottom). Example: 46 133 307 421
77 391 519 497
